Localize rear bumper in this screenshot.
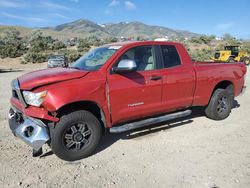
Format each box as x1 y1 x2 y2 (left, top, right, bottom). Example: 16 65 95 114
8 108 50 151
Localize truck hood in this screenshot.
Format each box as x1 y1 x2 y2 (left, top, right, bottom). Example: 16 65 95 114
18 68 89 90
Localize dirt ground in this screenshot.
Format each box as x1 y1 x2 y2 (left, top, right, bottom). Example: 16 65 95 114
0 59 250 188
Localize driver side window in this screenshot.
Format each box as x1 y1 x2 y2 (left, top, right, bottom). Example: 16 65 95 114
119 46 156 71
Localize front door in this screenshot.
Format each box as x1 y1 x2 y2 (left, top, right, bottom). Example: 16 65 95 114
107 45 163 125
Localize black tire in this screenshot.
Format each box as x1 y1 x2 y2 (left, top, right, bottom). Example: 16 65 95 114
227 57 235 63
51 110 101 161
243 57 250 66
205 89 233 120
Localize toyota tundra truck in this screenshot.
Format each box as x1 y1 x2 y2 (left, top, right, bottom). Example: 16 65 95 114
8 41 247 161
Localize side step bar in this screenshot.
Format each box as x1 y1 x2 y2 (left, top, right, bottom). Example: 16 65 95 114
110 109 192 133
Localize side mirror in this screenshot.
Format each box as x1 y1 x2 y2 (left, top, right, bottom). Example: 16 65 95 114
112 59 137 73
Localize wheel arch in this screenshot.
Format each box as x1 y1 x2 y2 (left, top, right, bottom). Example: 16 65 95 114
56 100 108 132
209 80 234 103
202 80 235 117
228 55 235 59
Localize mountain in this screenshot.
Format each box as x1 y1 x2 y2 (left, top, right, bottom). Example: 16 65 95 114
51 19 198 39
50 19 111 38
103 21 197 38
0 19 199 40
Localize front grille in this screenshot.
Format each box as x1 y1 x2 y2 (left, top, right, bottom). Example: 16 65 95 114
12 90 19 99
11 79 27 107
214 52 220 59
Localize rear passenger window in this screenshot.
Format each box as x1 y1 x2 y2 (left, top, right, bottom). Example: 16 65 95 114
161 45 181 68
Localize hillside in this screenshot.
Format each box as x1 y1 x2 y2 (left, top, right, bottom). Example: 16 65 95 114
103 21 197 39
0 19 198 40
0 25 86 40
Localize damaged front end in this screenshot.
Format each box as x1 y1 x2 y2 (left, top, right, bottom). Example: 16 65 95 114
8 79 52 154
9 108 50 151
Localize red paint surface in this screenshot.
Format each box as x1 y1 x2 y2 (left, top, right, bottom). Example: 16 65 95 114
19 67 89 90
11 41 247 127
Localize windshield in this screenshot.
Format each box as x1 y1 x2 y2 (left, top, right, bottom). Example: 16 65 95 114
71 47 117 71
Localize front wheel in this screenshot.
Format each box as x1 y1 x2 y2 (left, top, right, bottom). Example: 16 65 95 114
51 110 101 161
205 89 233 120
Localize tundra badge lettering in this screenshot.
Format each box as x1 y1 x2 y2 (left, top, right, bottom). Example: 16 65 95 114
128 102 144 107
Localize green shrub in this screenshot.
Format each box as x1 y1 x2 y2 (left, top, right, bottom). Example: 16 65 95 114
241 41 250 54
58 49 82 63
86 36 103 46
0 29 27 58
24 53 48 63
189 48 213 62
52 40 66 50
0 43 26 58
20 60 28 64
77 38 91 52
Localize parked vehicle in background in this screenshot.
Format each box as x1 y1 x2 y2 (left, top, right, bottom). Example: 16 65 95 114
48 55 69 68
8 41 247 161
212 45 250 65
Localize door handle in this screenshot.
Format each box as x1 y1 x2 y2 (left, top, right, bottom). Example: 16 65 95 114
150 76 162 81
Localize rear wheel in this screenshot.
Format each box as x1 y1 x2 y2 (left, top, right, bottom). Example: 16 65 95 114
205 89 233 120
51 110 101 161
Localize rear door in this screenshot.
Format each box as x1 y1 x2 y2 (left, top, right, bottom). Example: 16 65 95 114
159 45 195 111
107 45 163 124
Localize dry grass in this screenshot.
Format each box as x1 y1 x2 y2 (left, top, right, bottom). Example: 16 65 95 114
0 57 46 71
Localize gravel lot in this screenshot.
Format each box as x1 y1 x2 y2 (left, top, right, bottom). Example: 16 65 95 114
0 61 249 188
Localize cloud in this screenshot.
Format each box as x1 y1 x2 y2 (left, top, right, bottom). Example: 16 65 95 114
0 0 28 8
105 0 119 14
40 1 70 11
53 13 70 19
71 0 79 2
1 12 46 23
108 0 119 7
105 0 136 14
216 22 234 30
124 1 136 10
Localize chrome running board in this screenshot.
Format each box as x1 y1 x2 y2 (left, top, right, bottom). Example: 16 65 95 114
110 109 192 133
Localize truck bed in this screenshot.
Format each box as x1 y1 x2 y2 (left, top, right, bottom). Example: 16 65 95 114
192 61 246 106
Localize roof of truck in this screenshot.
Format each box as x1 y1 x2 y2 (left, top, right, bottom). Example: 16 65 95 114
104 41 182 48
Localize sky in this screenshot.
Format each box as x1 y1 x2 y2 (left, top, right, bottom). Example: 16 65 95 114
0 0 250 39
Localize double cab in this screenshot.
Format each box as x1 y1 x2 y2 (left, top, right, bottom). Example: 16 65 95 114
9 41 247 161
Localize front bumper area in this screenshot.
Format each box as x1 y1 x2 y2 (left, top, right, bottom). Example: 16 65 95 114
9 108 50 151
11 97 59 122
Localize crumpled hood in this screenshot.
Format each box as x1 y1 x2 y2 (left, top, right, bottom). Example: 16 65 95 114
19 67 89 90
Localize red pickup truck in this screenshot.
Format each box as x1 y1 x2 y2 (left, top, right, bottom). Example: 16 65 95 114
9 41 247 161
